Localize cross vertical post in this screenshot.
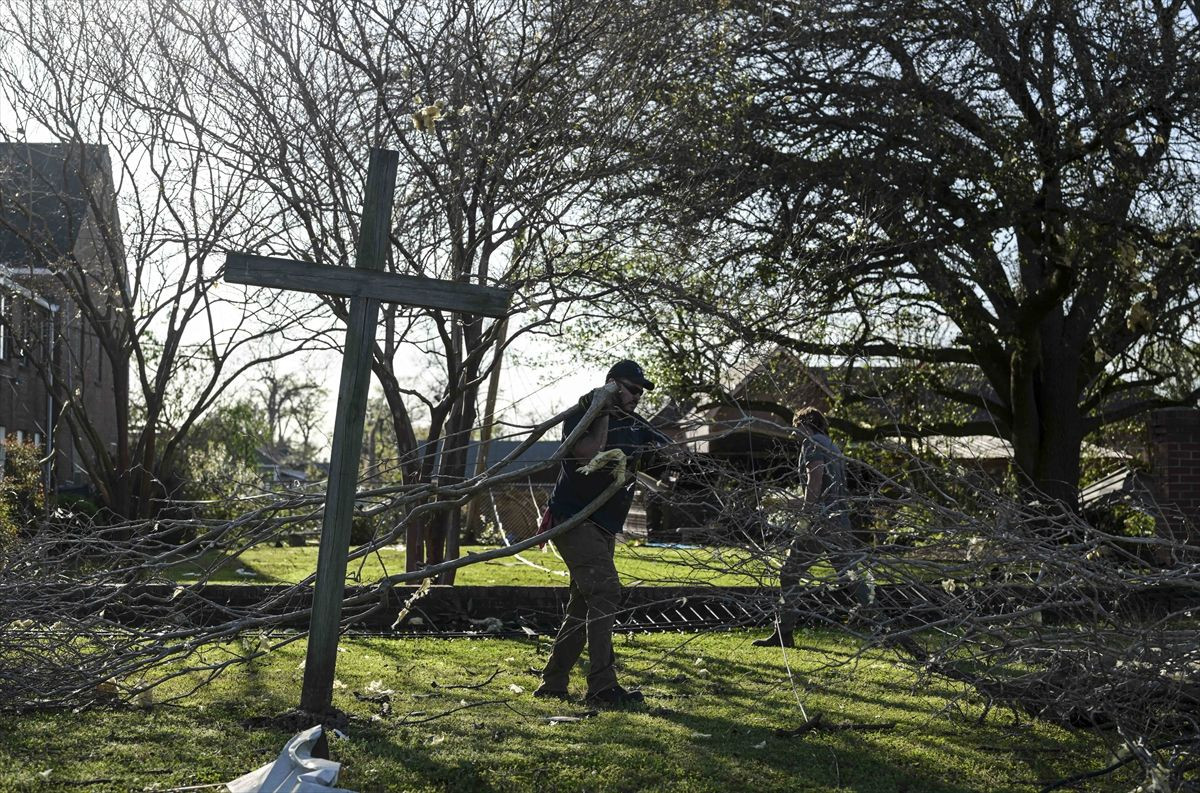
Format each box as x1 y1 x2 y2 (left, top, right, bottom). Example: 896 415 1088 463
224 147 511 730
299 148 398 715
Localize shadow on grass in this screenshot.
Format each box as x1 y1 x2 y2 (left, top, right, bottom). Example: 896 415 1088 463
52 634 1126 793
318 699 992 793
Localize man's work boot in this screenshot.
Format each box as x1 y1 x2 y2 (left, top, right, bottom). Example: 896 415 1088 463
752 630 794 648
533 685 571 702
585 685 644 707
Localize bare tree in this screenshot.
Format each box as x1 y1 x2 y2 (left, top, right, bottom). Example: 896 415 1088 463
254 362 327 460
0 0 325 518
158 0 691 574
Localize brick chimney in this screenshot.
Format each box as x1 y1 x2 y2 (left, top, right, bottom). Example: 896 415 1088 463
1148 408 1200 540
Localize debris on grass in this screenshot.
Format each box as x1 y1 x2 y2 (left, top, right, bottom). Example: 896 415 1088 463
227 725 355 793
240 707 350 733
546 710 598 725
432 666 501 690
775 711 897 739
468 616 505 634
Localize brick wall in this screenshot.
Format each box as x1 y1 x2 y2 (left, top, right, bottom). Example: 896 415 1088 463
1148 408 1200 539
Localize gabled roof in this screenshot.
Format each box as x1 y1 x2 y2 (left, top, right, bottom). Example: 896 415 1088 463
727 348 834 411
255 447 310 482
0 142 113 266
464 439 560 476
725 346 1003 424
410 436 562 481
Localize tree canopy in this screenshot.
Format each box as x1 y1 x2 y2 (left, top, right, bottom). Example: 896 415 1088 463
593 0 1200 505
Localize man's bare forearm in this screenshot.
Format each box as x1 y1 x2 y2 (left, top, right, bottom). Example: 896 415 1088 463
572 413 610 461
569 383 620 461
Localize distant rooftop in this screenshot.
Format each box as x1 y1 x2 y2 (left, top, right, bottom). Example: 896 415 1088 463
406 436 562 480
464 439 561 476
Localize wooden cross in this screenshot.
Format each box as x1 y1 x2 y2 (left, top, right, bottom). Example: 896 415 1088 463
224 148 511 717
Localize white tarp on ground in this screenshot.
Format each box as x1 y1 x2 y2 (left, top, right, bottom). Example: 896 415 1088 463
226 725 356 793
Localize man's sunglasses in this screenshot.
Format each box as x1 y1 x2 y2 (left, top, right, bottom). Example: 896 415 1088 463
618 380 644 398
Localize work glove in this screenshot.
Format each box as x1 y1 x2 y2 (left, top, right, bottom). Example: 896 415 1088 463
576 385 618 415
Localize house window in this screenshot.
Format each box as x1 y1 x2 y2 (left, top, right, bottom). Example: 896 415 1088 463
15 298 26 365
25 305 43 363
0 293 8 362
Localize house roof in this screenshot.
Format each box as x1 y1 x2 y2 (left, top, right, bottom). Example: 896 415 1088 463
412 436 563 481
727 348 834 412
1079 466 1155 508
0 142 112 266
255 447 309 482
464 439 561 477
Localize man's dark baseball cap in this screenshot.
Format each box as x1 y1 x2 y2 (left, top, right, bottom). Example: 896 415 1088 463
607 359 655 391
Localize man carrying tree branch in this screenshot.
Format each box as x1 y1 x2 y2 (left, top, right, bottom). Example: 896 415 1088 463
534 360 671 706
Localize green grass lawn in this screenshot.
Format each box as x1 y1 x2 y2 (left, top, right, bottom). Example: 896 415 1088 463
0 630 1133 792
166 542 768 587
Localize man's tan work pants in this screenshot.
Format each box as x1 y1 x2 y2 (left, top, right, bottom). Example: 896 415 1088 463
539 521 621 696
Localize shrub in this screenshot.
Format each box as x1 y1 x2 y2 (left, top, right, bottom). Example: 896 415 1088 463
0 439 46 544
178 441 265 522
54 492 102 518
1085 502 1159 539
350 513 378 546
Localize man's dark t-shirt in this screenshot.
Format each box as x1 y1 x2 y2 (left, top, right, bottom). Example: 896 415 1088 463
548 405 668 534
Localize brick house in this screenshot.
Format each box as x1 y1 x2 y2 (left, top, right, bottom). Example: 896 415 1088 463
1144 409 1200 539
0 142 122 493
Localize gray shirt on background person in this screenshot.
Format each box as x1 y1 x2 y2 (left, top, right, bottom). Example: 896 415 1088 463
800 432 850 527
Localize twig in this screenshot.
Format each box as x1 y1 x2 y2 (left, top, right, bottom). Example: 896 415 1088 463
1037 737 1197 793
59 780 113 787
398 698 510 724
433 666 502 690
775 712 897 738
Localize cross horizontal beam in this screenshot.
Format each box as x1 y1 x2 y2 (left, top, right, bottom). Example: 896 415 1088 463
224 253 511 318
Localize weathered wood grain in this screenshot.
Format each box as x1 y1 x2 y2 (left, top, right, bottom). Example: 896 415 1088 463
224 253 510 317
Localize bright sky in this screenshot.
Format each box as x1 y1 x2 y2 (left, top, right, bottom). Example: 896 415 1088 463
264 324 604 457
0 101 617 458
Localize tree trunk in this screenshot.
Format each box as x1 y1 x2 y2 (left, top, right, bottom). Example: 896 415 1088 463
137 426 157 519
1009 325 1085 512
435 388 480 585
112 350 132 518
372 369 422 569
463 318 508 543
1033 336 1084 511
